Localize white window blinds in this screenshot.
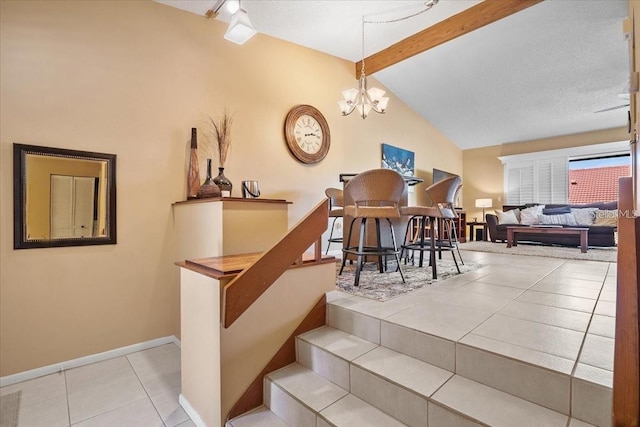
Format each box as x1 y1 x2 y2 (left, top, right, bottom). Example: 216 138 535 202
537 158 567 204
506 162 534 204
504 158 567 205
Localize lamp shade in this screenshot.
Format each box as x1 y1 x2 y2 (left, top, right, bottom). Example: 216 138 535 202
475 198 493 208
224 9 257 45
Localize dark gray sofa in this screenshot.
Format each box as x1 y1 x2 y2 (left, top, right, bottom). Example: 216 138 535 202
486 202 617 247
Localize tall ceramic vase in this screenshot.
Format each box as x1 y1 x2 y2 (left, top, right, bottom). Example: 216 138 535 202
197 158 221 198
186 128 200 200
213 167 232 197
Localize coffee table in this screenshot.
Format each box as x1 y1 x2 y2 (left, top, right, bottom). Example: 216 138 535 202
506 226 589 253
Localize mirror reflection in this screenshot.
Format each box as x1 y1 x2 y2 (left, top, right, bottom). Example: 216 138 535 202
14 144 117 249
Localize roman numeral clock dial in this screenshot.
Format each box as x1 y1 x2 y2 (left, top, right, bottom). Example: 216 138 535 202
284 105 330 164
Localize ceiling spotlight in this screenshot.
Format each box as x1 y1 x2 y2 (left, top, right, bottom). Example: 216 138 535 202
224 1 257 45
226 0 239 14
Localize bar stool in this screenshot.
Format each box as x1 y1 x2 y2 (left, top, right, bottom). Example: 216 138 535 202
339 169 406 287
324 188 344 255
400 175 462 279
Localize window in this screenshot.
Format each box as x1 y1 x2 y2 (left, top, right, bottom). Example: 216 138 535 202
499 141 629 205
568 154 631 204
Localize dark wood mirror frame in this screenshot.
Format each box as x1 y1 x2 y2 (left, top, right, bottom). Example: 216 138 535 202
13 143 117 249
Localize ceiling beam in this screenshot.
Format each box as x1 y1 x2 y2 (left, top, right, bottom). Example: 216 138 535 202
355 0 544 78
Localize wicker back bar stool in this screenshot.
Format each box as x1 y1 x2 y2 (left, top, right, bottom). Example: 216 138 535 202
338 169 406 287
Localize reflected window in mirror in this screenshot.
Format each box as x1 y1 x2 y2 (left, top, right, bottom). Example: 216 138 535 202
13 143 116 249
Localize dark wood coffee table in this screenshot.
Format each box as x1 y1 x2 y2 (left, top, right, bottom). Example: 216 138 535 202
506 226 589 253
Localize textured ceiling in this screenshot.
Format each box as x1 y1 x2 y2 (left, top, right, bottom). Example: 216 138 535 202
155 0 629 150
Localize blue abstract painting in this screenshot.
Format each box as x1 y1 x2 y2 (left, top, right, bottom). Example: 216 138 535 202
381 143 415 177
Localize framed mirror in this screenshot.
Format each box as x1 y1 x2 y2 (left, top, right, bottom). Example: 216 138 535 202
13 143 117 249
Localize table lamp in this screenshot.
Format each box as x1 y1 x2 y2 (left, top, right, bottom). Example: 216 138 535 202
475 198 493 221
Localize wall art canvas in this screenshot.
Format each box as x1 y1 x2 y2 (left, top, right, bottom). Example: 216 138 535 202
382 143 415 177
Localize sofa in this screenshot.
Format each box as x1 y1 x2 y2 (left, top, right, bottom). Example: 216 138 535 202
486 202 617 247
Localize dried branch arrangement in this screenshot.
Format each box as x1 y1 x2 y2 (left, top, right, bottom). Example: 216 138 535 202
203 110 234 167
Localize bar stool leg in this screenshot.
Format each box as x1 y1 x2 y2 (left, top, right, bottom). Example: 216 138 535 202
354 218 367 287
326 216 339 255
388 218 405 283
339 217 357 275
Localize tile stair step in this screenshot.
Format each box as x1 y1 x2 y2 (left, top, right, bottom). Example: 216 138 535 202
264 362 405 426
430 375 570 427
325 299 612 426
230 327 602 427
296 325 378 388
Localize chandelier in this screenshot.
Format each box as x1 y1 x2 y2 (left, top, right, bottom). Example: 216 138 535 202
338 20 389 119
338 0 439 119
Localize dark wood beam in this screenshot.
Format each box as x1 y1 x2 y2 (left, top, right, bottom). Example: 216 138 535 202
355 0 544 78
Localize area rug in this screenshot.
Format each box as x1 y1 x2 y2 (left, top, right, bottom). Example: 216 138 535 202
0 391 21 427
335 259 481 301
460 240 617 263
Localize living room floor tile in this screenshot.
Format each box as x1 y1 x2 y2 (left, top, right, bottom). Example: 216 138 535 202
430 290 513 313
472 271 544 288
587 314 615 338
459 334 575 375
536 276 604 289
577 334 614 371
593 300 616 317
544 271 606 283
469 315 585 361
383 300 493 342
455 282 525 300
529 282 601 299
516 290 597 313
497 300 591 332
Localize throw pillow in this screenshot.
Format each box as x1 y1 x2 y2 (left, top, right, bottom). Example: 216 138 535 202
520 205 545 225
571 208 597 226
495 209 519 225
539 213 578 226
542 206 571 215
594 209 618 226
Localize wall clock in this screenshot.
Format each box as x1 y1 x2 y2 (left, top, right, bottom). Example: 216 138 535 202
284 104 330 164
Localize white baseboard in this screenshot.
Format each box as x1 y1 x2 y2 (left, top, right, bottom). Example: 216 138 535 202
0 335 180 387
179 393 206 427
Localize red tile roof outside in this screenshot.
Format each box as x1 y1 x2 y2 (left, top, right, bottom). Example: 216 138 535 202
568 165 630 204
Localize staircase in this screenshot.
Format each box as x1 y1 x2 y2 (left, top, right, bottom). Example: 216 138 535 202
225 258 614 427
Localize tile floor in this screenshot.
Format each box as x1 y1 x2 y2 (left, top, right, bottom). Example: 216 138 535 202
0 343 193 427
2 249 618 427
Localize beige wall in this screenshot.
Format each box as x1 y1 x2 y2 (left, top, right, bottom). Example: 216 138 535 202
0 0 461 376
462 127 629 220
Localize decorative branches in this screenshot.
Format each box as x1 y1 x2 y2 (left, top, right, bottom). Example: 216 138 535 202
203 109 234 167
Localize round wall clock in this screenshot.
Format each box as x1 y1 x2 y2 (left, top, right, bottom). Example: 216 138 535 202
284 104 331 164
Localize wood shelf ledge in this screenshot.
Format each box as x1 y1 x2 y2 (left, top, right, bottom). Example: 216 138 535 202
176 252 336 280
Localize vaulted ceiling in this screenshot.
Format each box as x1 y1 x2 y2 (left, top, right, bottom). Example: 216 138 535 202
156 0 630 150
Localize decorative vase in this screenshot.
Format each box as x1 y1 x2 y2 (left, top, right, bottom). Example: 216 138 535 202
213 167 232 197
197 158 221 199
186 128 200 200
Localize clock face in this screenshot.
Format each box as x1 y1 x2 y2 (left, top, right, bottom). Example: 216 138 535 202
284 105 330 164
294 115 323 154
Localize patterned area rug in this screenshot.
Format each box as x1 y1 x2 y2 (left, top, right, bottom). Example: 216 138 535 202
335 259 481 301
0 391 21 427
460 241 617 263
